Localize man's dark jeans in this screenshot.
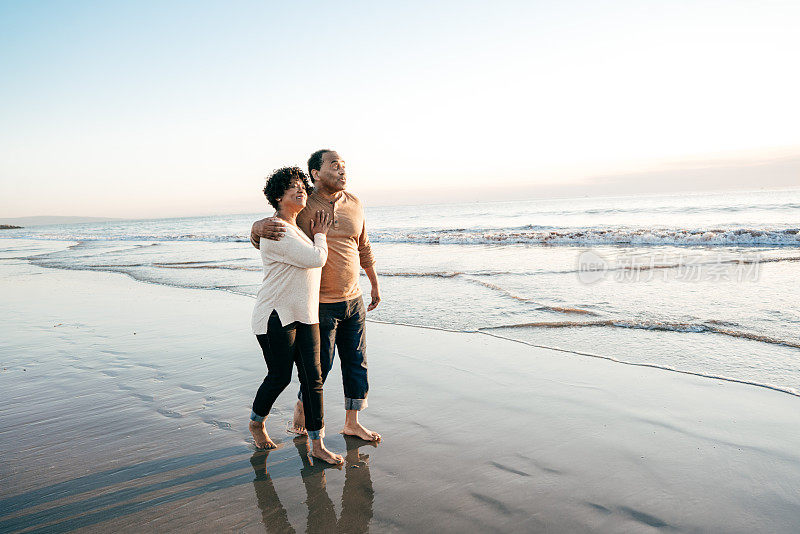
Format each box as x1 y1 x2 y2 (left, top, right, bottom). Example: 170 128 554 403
300 296 369 410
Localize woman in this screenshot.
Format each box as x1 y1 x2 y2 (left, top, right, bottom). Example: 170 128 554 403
249 166 343 465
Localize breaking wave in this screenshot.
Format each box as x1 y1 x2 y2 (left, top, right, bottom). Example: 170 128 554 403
369 227 800 247
5 226 800 247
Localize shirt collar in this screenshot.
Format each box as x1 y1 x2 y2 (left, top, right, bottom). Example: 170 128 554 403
311 190 345 206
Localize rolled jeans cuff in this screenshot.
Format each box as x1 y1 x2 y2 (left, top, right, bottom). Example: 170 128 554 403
345 397 368 411
308 427 324 440
250 411 266 423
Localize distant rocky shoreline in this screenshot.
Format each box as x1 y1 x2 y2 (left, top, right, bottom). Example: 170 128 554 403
0 225 23 229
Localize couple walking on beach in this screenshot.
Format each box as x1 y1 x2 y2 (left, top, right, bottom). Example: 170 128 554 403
247 149 381 465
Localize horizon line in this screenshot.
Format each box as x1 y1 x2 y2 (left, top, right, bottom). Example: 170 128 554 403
2 185 798 224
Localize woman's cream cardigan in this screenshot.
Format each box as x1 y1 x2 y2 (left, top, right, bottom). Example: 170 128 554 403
251 224 328 334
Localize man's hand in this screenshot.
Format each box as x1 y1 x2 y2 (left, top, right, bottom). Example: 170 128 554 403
250 217 287 249
363 265 381 311
367 285 381 311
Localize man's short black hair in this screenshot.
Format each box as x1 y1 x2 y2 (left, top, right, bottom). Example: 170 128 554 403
307 149 334 182
263 166 312 211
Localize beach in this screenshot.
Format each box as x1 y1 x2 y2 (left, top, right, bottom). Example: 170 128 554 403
2 240 800 533
4 0 800 530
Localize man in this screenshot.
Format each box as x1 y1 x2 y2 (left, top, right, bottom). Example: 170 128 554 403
251 149 381 442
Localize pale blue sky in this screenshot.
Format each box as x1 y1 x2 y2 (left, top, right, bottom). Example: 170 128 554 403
2 1 799 217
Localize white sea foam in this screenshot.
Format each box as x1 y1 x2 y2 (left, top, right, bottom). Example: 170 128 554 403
369 227 800 247
5 226 800 247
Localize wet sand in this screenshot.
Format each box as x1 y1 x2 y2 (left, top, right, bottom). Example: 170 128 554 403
2 246 800 533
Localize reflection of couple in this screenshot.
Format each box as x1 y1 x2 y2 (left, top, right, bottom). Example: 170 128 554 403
251 435 375 534
248 150 381 464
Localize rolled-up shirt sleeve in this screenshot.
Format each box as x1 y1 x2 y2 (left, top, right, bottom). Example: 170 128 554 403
357 219 375 269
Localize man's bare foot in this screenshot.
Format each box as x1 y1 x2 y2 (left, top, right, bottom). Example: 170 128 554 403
288 400 307 435
249 420 277 449
342 421 381 442
311 442 344 466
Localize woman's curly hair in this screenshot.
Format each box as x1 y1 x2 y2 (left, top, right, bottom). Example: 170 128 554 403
263 166 313 211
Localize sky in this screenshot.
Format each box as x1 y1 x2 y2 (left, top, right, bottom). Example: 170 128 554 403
1 0 799 218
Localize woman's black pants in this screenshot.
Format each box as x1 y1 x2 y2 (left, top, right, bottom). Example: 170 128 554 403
252 310 324 436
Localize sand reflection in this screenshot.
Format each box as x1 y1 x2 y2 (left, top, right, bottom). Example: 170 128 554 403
251 436 375 533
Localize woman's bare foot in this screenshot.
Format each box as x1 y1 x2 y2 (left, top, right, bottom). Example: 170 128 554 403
289 400 307 435
342 420 381 442
311 440 344 465
249 420 277 449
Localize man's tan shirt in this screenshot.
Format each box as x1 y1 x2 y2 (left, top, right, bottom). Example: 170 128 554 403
294 190 375 303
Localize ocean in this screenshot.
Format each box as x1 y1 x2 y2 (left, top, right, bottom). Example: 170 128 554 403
3 188 799 396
